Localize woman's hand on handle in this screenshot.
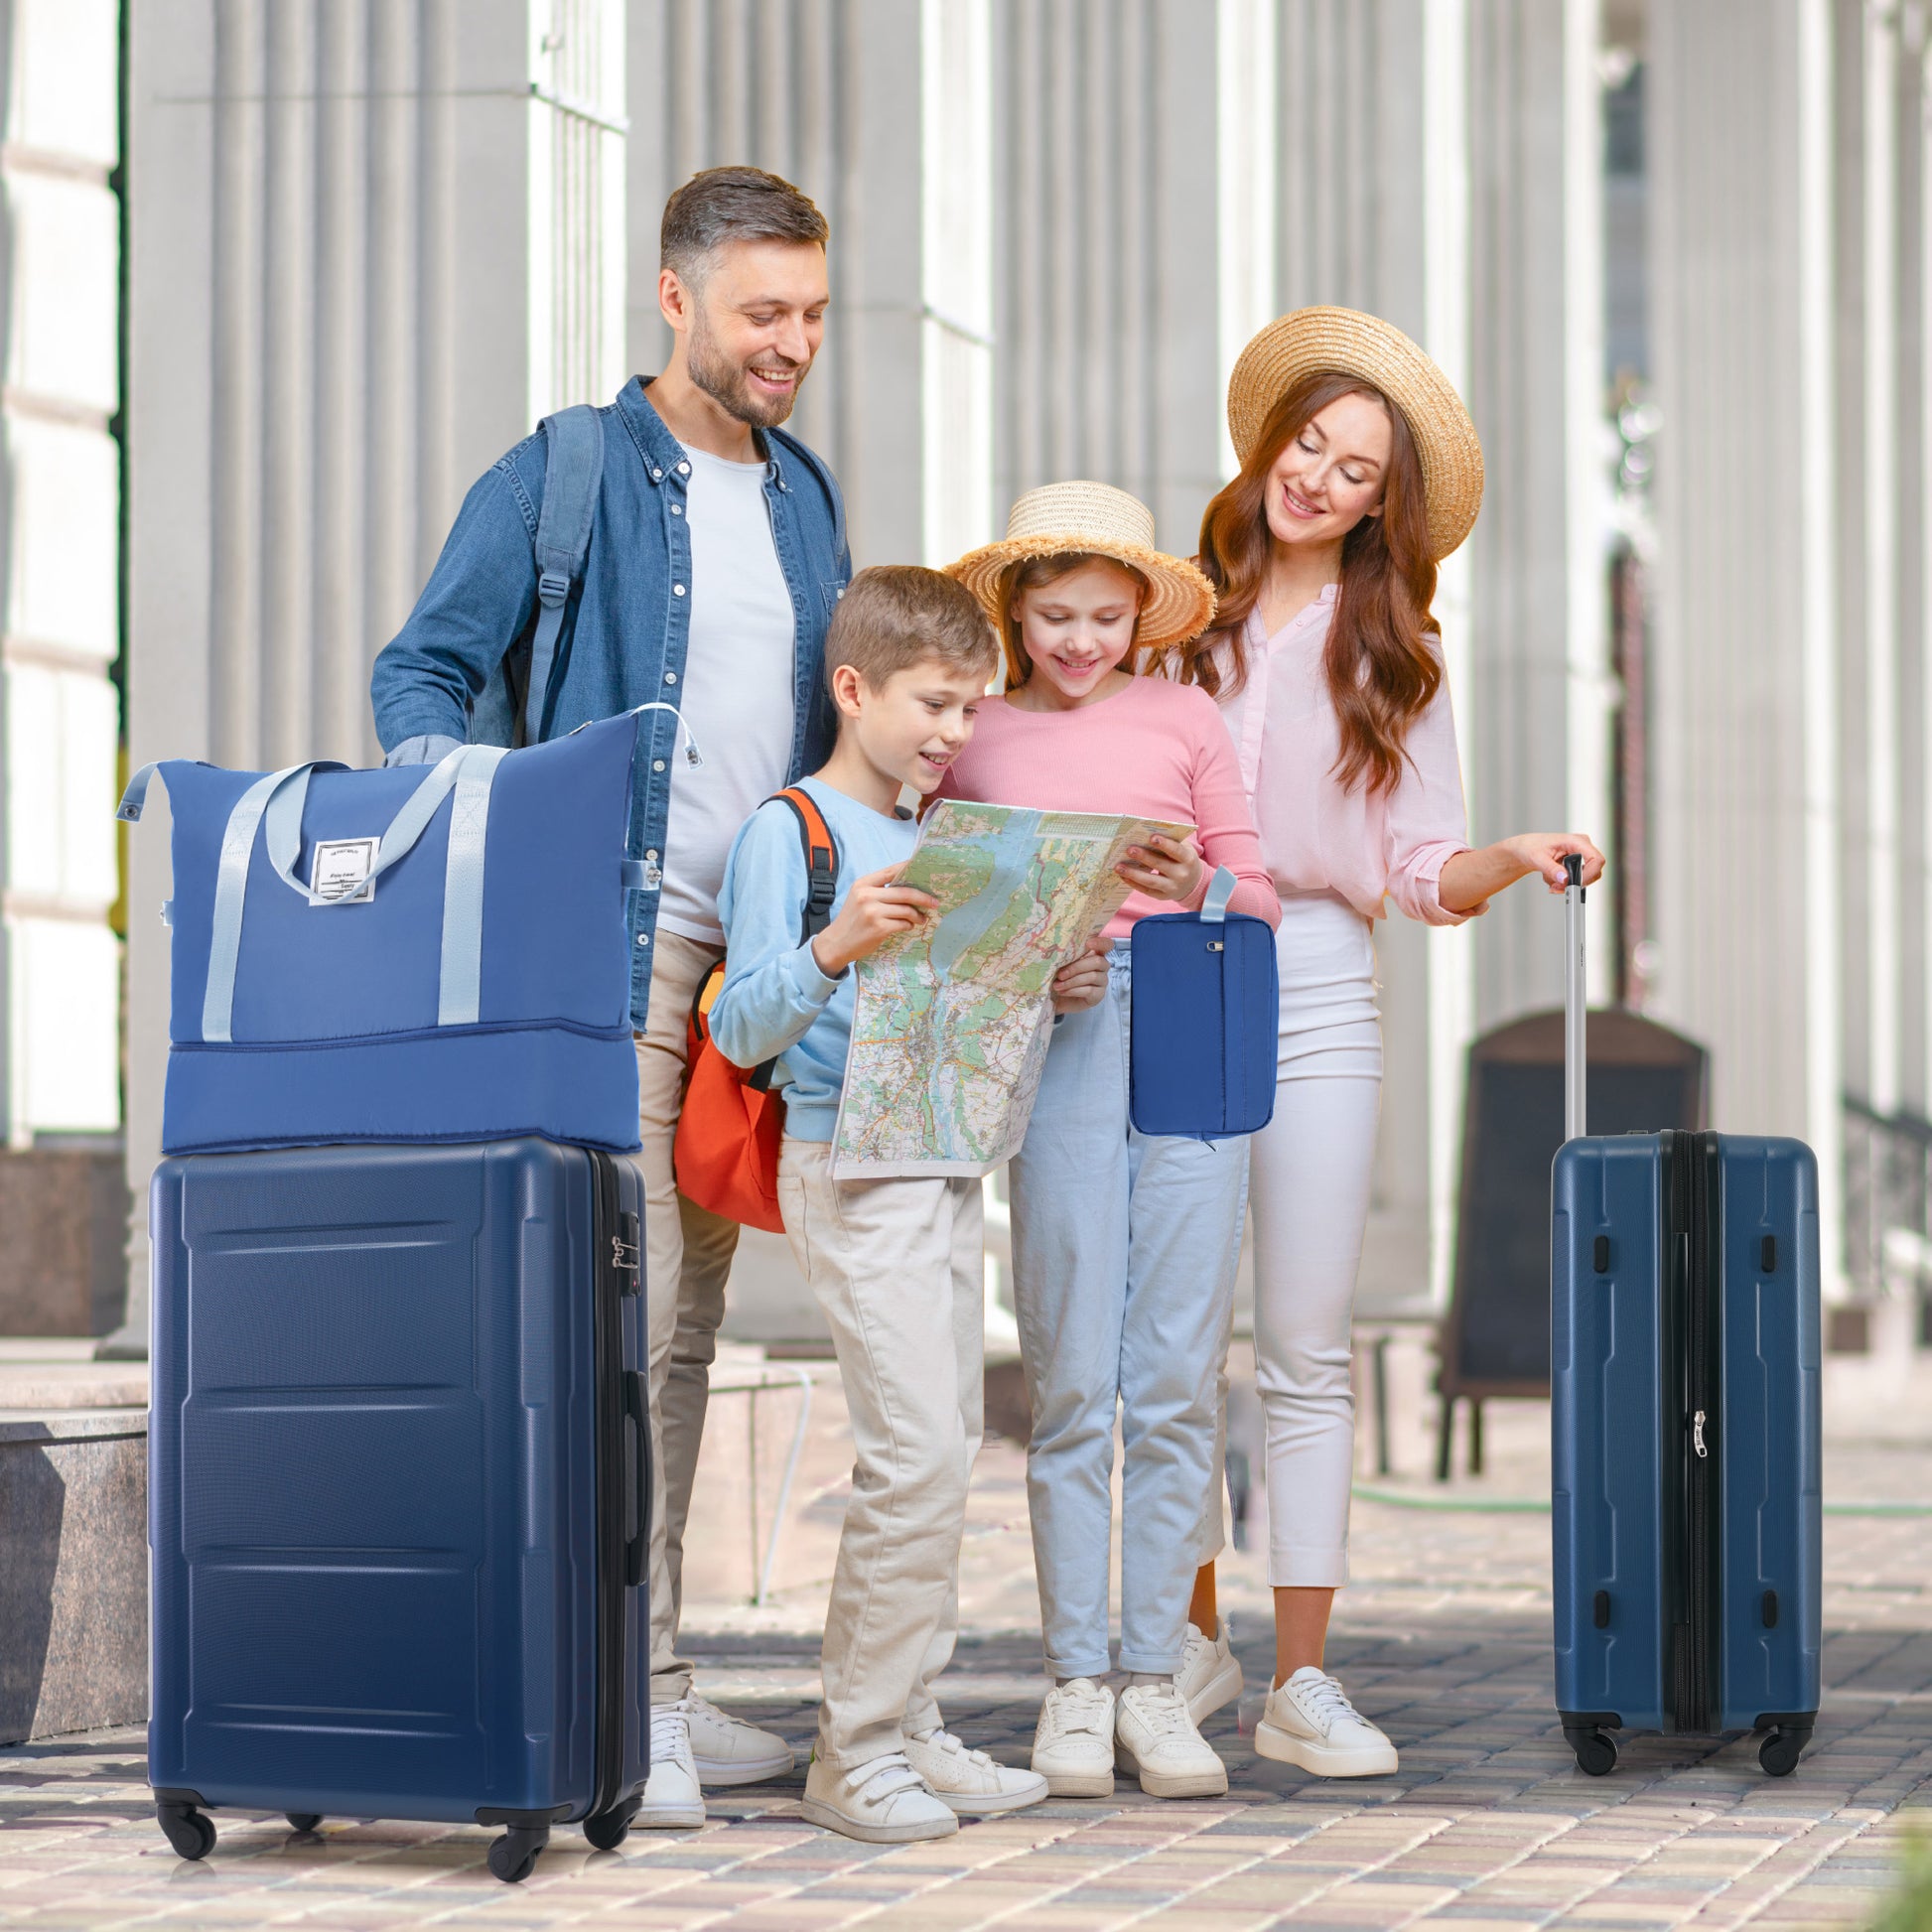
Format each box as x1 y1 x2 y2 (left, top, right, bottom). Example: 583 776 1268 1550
1116 832 1204 903
1437 833 1605 916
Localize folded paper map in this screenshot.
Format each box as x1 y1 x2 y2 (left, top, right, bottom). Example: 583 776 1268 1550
831 799 1193 1177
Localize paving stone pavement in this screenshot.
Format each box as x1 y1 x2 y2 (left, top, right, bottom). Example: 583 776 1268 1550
4 1362 1929 1928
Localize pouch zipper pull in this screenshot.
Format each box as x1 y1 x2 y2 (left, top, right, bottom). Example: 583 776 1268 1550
1693 1408 1708 1459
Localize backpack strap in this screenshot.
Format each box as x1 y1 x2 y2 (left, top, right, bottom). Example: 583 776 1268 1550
768 785 840 941
740 785 842 1094
524 403 605 744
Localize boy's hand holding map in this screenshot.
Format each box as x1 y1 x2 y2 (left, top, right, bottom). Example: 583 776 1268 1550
831 799 1194 1177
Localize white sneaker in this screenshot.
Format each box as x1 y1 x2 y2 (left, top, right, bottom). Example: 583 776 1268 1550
683 1692 794 1787
1114 1681 1229 1798
1032 1679 1116 1797
1175 1616 1243 1725
904 1726 1048 1815
634 1704 706 1828
801 1751 959 1844
1254 1666 1399 1777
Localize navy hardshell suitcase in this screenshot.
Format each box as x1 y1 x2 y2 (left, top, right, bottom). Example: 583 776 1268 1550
1551 859 1821 1777
148 1138 650 1881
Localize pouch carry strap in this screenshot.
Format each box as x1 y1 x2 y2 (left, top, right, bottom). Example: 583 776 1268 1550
1200 866 1237 922
201 745 507 1041
1563 852 1586 1143
525 403 605 745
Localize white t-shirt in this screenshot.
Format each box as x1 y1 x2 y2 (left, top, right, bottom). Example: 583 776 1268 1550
657 446 799 944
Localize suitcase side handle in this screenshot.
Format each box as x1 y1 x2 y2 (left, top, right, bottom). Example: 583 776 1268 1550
623 1370 651 1589
1564 853 1586 1143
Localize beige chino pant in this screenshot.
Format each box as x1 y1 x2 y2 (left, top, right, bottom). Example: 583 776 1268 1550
633 928 741 1705
776 1138 984 1772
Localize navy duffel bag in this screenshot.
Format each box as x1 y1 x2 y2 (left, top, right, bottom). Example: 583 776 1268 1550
120 711 659 1156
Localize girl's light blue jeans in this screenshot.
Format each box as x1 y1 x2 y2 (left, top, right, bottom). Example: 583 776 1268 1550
1007 944 1249 1680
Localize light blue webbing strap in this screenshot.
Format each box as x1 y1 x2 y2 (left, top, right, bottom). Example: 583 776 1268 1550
436 745 508 1025
524 404 605 746
1203 867 1241 1132
202 763 322 1042
201 746 506 1042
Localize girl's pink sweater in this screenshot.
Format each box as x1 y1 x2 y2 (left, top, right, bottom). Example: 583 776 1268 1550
935 675 1281 940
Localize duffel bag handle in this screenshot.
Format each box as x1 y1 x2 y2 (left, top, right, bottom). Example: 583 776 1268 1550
122 746 510 1043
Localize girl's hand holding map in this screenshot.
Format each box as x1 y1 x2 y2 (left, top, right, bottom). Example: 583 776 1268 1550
809 864 940 978
1116 831 1204 902
1050 936 1112 1015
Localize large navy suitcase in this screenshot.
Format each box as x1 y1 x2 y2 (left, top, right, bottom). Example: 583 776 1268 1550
1550 859 1821 1778
147 1138 650 1882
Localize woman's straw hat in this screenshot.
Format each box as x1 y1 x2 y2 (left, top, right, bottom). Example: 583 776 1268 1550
1225 307 1484 560
945 481 1217 651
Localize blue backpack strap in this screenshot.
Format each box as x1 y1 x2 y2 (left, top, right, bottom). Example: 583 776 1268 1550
525 403 605 744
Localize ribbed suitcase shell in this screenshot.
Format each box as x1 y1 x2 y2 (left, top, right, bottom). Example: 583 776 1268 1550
1552 1131 1822 1757
148 1139 649 1845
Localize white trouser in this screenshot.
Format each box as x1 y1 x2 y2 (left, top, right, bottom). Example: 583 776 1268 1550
1248 894 1383 1588
776 1139 985 1771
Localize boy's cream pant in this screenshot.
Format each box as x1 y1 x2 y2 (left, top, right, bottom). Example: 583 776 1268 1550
634 929 741 1705
776 1138 985 1772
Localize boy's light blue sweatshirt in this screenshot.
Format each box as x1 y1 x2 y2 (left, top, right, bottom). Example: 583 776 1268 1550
710 775 917 1143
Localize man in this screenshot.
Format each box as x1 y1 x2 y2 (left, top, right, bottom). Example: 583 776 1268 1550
370 166 848 1830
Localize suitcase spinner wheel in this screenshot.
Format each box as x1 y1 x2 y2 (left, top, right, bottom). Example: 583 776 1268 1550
1564 1725 1618 1777
156 1795 216 1862
1758 1724 1811 1778
286 1813 323 1834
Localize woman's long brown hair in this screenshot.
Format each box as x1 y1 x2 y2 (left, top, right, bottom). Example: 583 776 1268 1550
1171 371 1441 796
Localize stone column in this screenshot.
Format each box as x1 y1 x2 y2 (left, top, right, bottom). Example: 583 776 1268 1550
628 0 976 569
1646 0 1846 1284
0 0 122 1150
113 0 626 1354
992 0 1222 554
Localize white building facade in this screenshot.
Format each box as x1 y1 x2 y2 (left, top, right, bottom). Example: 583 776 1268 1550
23 0 1925 1348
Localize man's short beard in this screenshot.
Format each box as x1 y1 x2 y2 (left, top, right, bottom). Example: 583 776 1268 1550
686 307 809 430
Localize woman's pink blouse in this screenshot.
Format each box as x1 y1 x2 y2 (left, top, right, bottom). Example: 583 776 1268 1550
1212 590 1474 925
936 675 1281 940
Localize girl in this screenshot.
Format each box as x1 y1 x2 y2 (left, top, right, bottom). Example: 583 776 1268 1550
940 482 1278 1800
1174 308 1605 1776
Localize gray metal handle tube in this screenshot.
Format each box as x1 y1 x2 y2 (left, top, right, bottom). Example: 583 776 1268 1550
1564 853 1586 1142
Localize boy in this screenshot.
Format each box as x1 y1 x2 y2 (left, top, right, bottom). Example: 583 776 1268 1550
709 567 1049 1843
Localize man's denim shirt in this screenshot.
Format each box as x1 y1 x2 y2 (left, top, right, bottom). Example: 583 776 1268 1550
370 376 849 1031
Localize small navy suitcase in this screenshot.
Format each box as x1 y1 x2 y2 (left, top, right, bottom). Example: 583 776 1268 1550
1551 859 1821 1777
148 1138 650 1882
1128 866 1278 1141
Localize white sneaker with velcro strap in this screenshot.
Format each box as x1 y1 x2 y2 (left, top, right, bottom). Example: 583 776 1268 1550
802 1750 959 1843
1254 1666 1399 1777
903 1726 1048 1815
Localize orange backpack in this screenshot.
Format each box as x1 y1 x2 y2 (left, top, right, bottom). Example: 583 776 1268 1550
673 788 839 1233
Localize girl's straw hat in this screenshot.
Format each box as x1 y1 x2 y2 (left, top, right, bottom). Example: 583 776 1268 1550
945 481 1217 651
1225 307 1484 560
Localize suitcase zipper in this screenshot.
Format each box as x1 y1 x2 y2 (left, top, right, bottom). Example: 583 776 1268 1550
589 1150 630 1824
1682 1134 1718 1734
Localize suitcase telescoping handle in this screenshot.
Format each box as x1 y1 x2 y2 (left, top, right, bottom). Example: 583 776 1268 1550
1563 852 1586 1143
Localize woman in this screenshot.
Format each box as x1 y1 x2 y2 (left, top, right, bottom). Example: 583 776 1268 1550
1173 309 1605 1776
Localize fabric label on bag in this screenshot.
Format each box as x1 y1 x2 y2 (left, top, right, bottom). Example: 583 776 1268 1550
309 837 378 905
